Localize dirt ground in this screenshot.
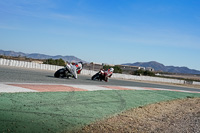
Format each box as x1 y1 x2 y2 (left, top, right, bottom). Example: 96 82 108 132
80 97 200 133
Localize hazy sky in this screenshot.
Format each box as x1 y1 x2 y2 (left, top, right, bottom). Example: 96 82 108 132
0 0 200 70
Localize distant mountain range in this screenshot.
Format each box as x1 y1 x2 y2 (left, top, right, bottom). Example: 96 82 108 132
122 61 200 75
0 50 86 63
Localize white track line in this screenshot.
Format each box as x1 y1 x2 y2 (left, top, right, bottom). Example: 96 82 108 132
65 84 113 91
0 84 37 93
0 83 199 94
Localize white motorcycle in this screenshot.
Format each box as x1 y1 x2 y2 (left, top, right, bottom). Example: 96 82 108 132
54 64 77 79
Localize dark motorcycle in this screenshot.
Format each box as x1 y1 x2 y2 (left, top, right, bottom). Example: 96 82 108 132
91 69 106 81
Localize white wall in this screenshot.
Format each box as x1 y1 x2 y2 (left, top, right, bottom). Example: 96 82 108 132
1 58 200 85
193 81 200 85
112 73 185 84
0 58 62 71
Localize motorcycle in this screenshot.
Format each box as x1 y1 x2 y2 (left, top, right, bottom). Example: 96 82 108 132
91 69 107 81
54 64 77 79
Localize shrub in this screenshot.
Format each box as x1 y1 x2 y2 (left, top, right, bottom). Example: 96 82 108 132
103 65 122 73
132 69 155 76
43 58 65 66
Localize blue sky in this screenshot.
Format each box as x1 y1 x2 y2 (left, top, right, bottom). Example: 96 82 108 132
0 0 200 70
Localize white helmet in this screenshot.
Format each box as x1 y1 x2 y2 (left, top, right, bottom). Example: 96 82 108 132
110 68 114 72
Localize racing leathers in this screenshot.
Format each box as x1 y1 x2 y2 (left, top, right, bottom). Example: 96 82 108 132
103 68 113 82
65 62 83 79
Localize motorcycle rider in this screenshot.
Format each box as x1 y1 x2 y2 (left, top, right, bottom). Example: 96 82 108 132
65 62 83 79
72 62 83 74
103 67 114 82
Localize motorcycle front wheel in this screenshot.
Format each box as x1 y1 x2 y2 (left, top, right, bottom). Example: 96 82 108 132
91 73 100 80
54 68 66 78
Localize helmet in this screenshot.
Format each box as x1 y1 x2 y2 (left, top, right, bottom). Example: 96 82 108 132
78 61 83 64
78 61 83 67
110 68 114 72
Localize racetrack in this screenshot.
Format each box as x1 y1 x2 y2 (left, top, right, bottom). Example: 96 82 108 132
0 65 200 132
0 65 199 93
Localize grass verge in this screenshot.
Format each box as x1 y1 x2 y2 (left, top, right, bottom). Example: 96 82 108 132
0 90 200 133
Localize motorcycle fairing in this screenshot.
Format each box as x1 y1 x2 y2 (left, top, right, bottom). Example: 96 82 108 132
66 64 77 79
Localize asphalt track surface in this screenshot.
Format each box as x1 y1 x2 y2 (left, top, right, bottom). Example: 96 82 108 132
0 65 199 93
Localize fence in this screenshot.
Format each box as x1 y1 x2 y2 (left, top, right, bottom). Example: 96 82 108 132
1 58 200 85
